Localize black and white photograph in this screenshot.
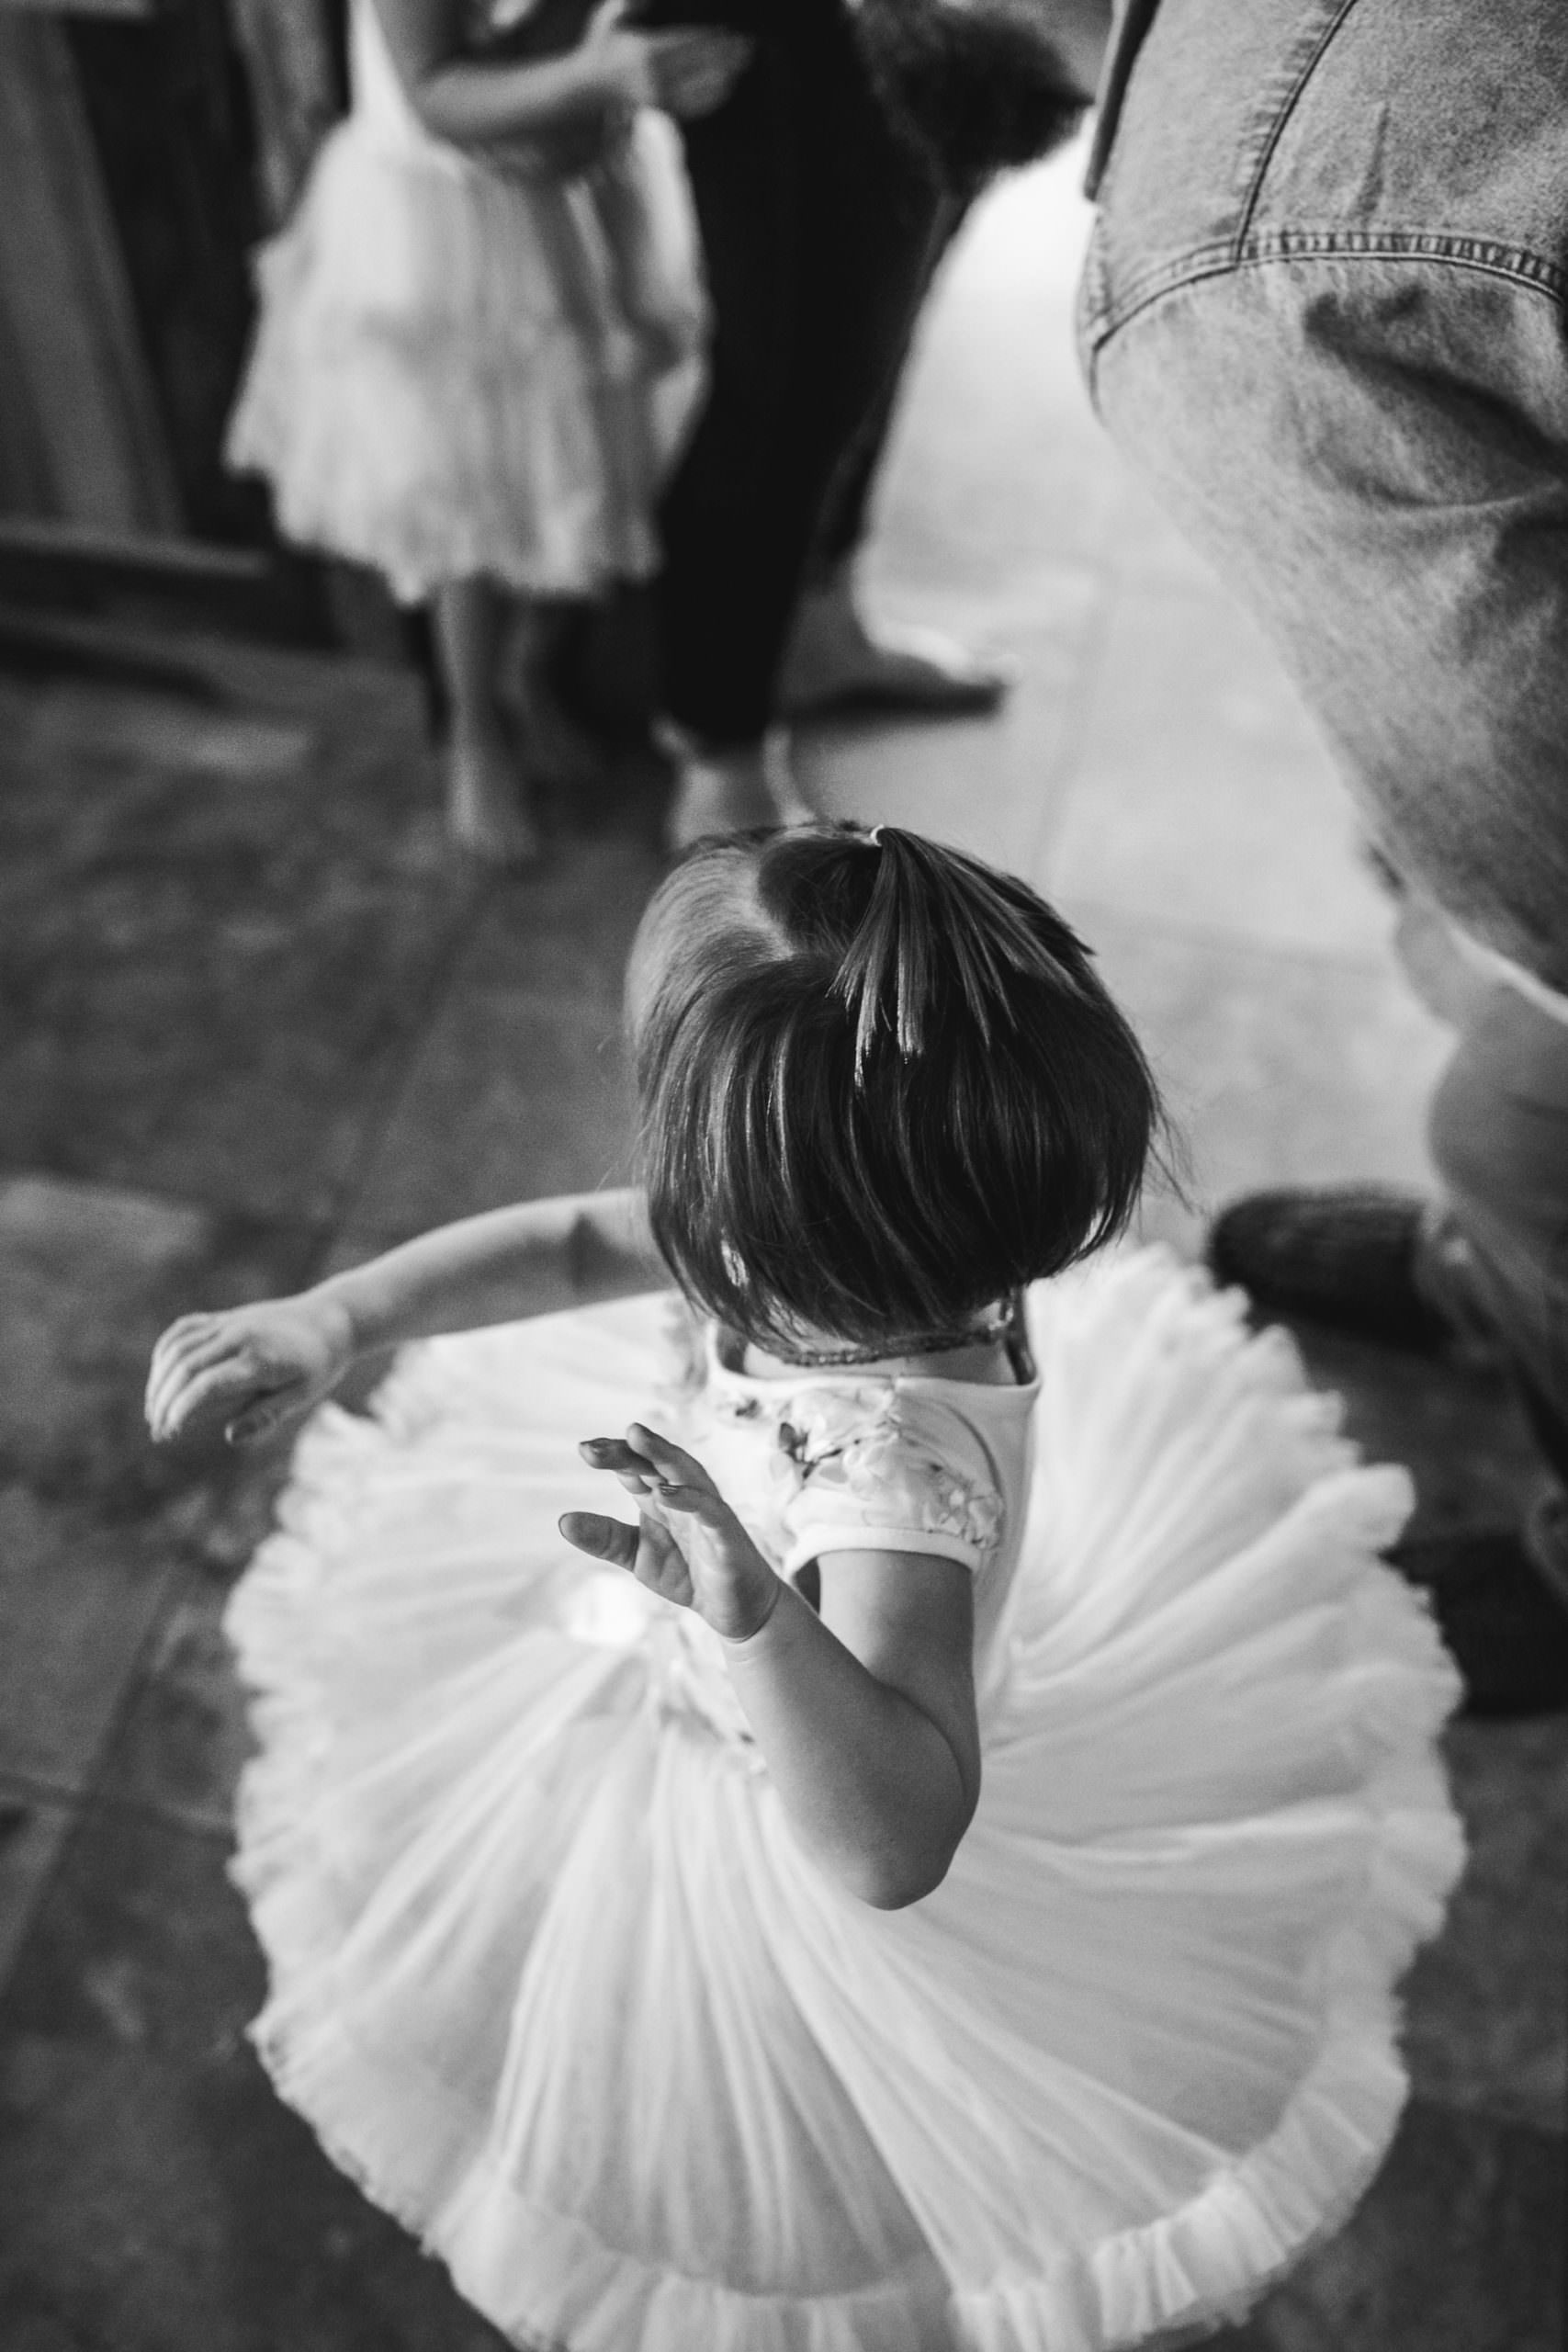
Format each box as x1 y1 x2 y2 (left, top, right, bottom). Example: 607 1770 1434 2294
0 2 1563 2347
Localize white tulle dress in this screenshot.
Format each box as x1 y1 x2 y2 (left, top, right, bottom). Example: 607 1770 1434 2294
226 1249 1465 2352
226 0 706 602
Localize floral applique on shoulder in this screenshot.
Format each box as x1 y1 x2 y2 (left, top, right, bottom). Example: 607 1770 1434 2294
739 1381 1008 1575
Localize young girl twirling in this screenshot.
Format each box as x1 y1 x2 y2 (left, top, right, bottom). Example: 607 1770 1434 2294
146 824 1463 2352
228 0 745 863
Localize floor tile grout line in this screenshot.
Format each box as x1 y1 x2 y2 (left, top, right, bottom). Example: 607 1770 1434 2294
1020 552 1127 897
299 873 499 1291
0 1553 188 2009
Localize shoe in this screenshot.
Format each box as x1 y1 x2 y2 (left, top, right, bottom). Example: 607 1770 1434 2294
776 570 1010 722
776 616 1011 720
1385 1528 1568 1718
1206 1185 1453 1352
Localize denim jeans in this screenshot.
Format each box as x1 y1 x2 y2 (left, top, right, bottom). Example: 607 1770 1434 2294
1080 0 1568 992
1079 0 1568 1574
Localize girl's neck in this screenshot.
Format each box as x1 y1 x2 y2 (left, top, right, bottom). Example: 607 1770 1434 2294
735 1303 1029 1386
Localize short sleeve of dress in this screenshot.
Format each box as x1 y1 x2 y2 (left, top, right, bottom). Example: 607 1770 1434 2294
772 1384 1008 1578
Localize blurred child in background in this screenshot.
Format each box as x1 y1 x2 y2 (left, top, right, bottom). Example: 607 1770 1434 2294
229 0 745 863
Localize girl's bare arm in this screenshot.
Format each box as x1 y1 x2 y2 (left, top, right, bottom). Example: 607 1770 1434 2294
726 1550 981 1910
567 1426 981 1909
147 1188 663 1445
320 1186 662 1345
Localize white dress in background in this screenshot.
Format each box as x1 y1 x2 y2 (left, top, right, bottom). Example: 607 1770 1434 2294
225 1248 1465 2352
226 0 706 602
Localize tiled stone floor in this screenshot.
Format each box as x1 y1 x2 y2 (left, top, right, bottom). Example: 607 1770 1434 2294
2 140 1563 2351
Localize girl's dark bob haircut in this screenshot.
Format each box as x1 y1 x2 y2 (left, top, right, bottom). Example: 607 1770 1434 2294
629 822 1166 1356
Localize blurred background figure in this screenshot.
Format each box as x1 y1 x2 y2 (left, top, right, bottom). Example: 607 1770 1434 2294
646 0 1089 842
773 182 1013 725
776 0 1102 723
228 0 740 864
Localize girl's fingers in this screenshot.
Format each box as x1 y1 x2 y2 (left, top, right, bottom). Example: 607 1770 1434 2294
152 1313 216 1359
158 1360 286 1442
649 1481 727 1527
147 1361 213 1439
558 1510 638 1568
626 1423 713 1492
579 1436 656 1494
146 1334 251 1433
147 1317 267 1410
580 1436 651 1470
145 1325 225 1408
151 1317 238 1380
225 1395 306 1447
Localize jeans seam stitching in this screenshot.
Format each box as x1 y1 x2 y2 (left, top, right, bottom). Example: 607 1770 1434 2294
1232 0 1364 255
1089 236 1568 356
1244 228 1568 295
1080 238 1237 345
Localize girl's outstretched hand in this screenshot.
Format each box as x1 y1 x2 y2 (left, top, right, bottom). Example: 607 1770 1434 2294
585 0 751 121
562 1422 781 1642
144 1295 355 1448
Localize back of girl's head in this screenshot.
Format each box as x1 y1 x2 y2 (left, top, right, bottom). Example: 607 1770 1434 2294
628 823 1164 1354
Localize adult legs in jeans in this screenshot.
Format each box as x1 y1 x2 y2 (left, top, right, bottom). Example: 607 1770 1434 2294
654 0 951 832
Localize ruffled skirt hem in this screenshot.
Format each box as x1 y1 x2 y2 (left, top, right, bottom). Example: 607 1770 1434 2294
224 1258 1465 2352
